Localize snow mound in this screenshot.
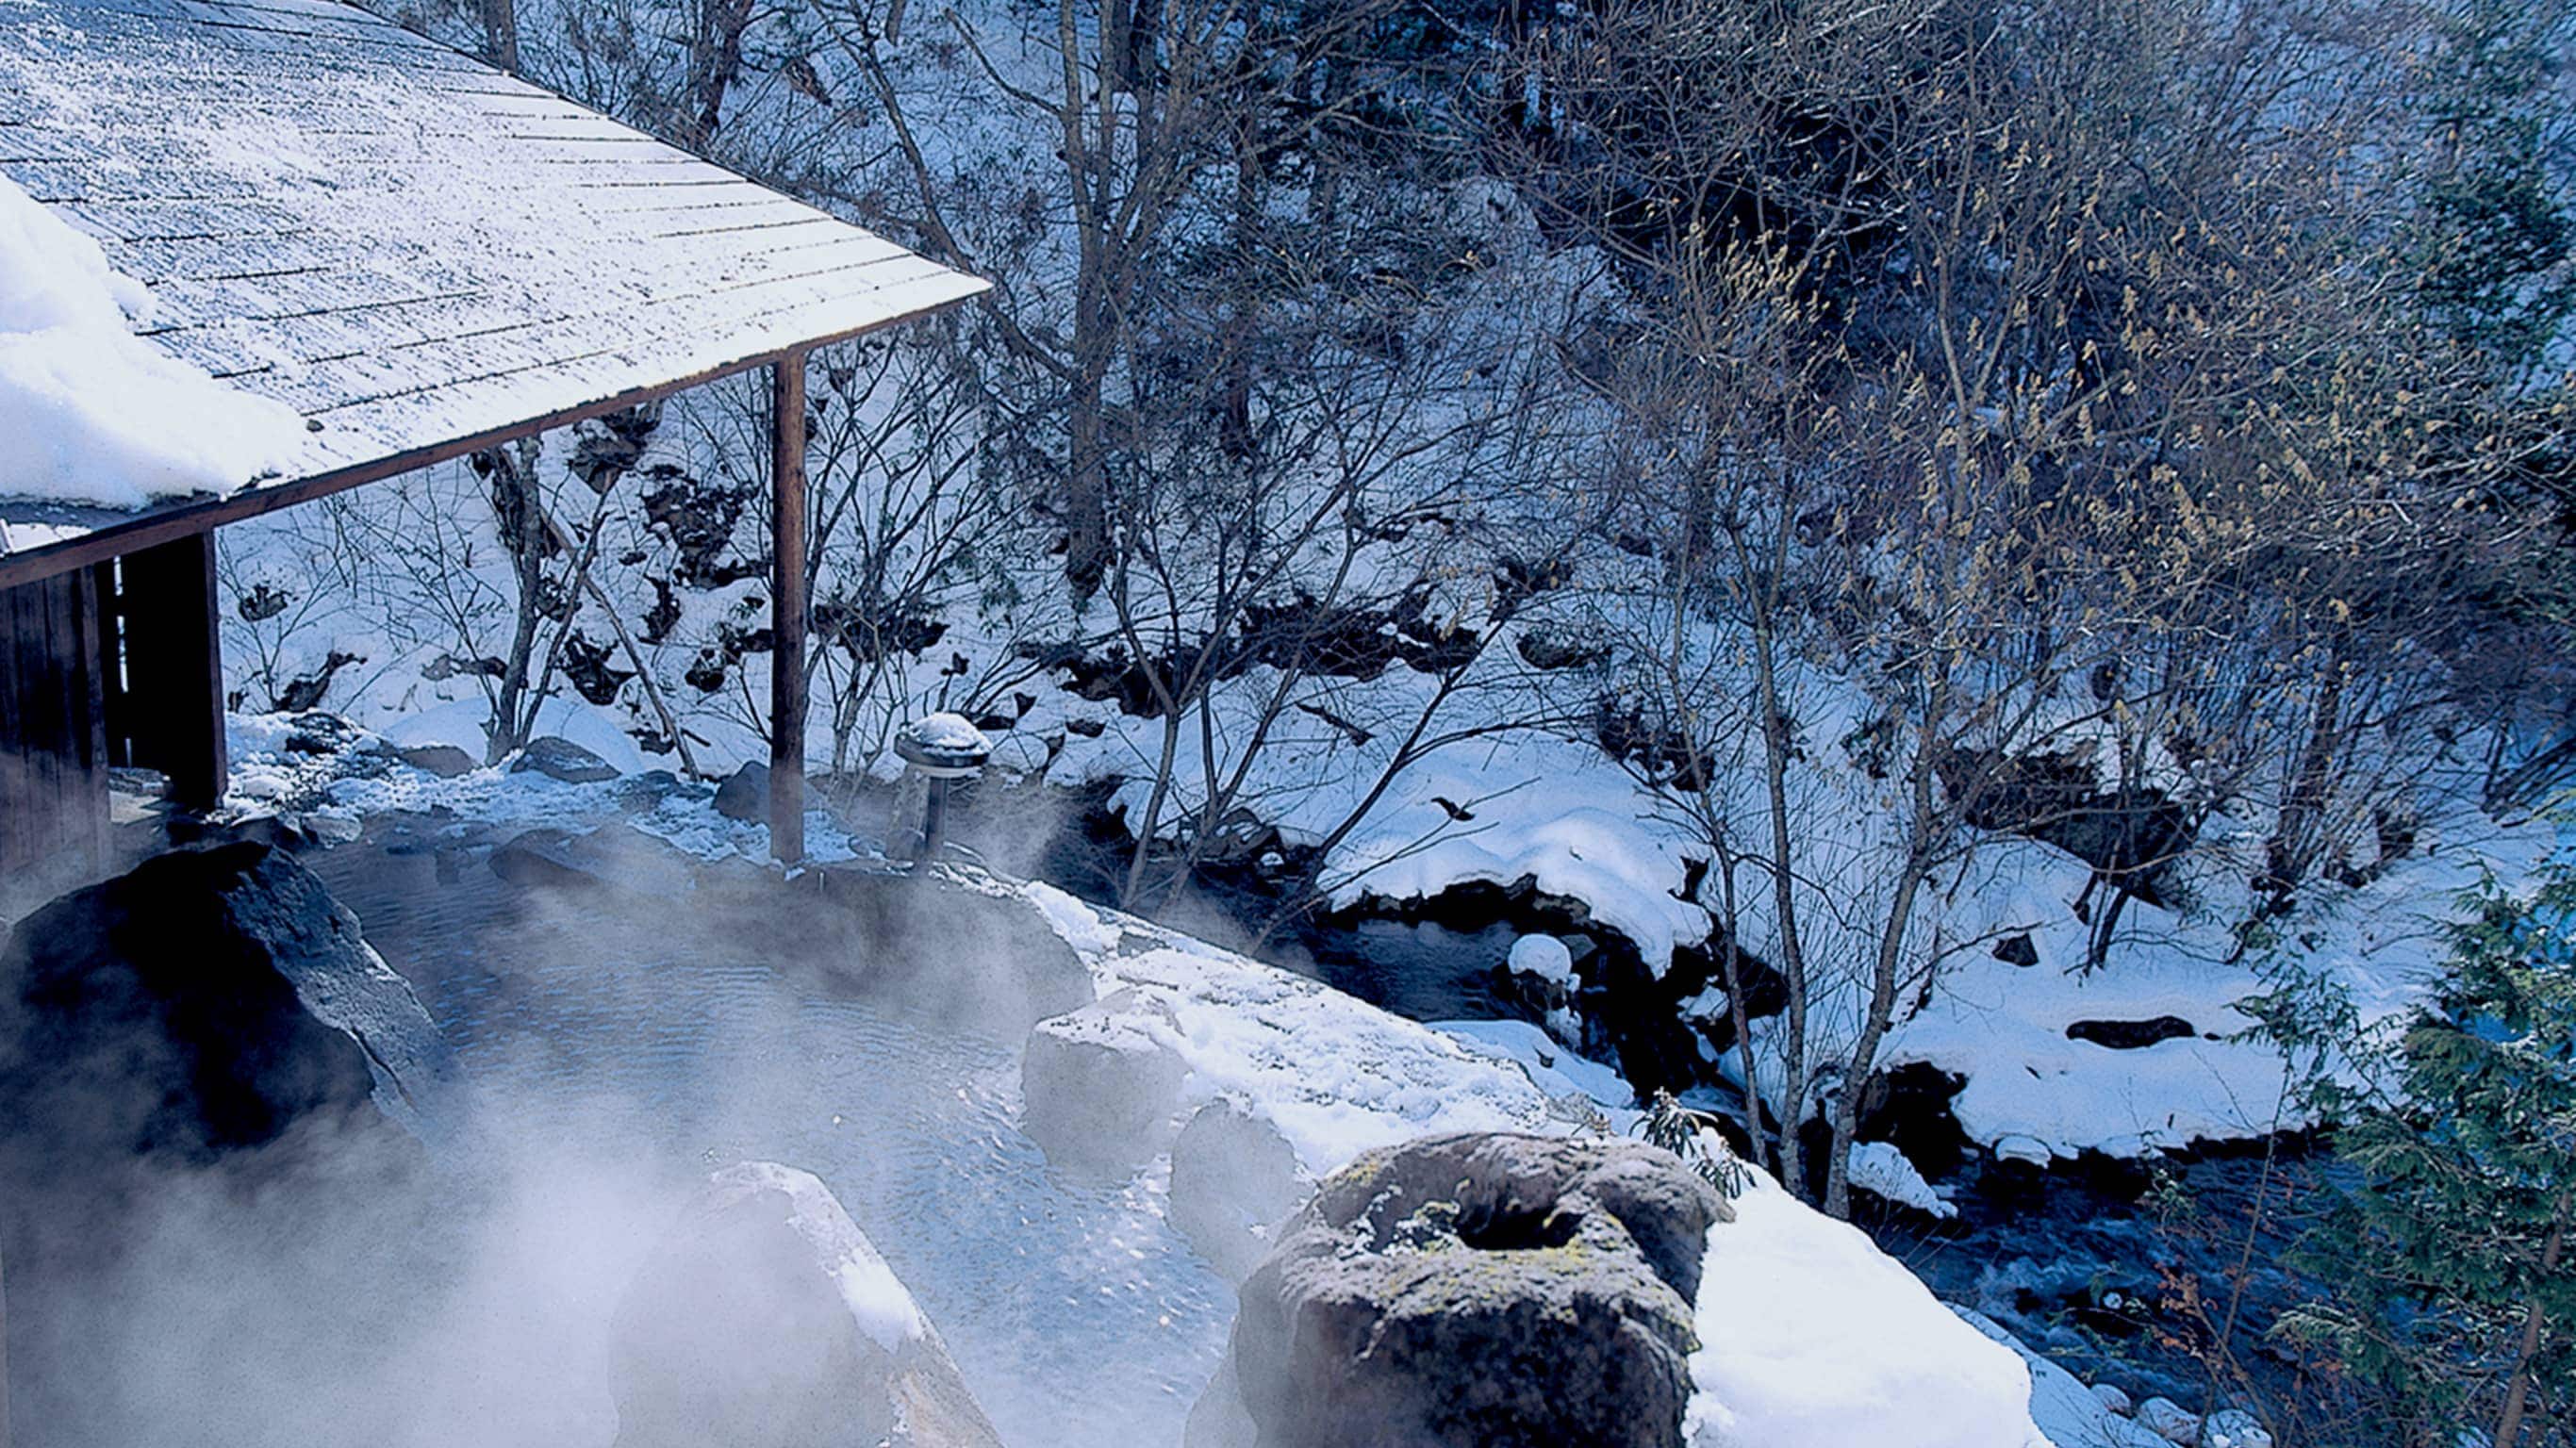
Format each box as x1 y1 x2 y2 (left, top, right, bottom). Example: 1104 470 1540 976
1688 1171 2049 1448
1845 1140 1957 1220
1507 932 1576 986
0 173 305 507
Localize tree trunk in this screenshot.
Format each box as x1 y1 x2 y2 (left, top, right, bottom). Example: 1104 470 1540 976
1751 610 1811 1199
2492 1193 2567 1448
479 0 518 70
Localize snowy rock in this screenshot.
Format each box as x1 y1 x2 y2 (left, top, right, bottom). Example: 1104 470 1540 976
510 734 620 783
1497 932 1580 1040
2093 1382 2136 1416
2204 1408 2271 1448
2137 1396 2201 1444
0 840 452 1161
1507 932 1575 985
1212 1131 1726 1448
608 1161 1001 1448
1691 1188 2049 1448
1019 988 1189 1177
1168 1096 1312 1282
714 759 769 821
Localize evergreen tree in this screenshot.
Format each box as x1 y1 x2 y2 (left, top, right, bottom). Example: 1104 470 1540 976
2271 847 2576 1446
2409 0 2576 377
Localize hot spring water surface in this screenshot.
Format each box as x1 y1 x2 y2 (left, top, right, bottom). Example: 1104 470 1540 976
318 828 1230 1448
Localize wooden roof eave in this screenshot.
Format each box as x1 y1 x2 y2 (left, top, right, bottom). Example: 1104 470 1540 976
0 291 980 594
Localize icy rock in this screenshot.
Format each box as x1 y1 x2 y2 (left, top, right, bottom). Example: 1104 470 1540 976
1168 1096 1312 1282
510 733 620 783
0 840 452 1158
2204 1408 2271 1448
609 1161 1001 1448
2137 1397 2201 1444
1019 988 1189 1177
1209 1131 1726 1448
2093 1382 2136 1416
714 759 769 822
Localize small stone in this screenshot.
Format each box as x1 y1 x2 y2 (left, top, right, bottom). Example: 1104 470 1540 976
510 734 619 783
715 760 770 821
2136 1396 2201 1445
397 743 477 778
1992 932 2039 967
2089 1381 2135 1416
2204 1408 2271 1448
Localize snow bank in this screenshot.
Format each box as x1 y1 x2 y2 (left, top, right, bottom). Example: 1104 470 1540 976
1431 1017 1638 1114
1687 1171 2049 1448
0 174 305 507
1955 1308 2166 1448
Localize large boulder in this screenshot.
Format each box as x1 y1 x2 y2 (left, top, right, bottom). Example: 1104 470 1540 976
0 841 451 1168
1168 1096 1311 1282
609 1161 1002 1448
1206 1132 1729 1448
1019 988 1188 1177
0 843 450 1445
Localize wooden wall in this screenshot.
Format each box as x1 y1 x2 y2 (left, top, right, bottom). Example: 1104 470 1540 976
0 567 107 889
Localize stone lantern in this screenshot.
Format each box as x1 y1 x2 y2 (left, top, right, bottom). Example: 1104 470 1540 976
892 713 992 862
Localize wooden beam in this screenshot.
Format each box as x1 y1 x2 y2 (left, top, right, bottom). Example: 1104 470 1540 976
118 533 226 812
0 297 981 594
768 349 809 866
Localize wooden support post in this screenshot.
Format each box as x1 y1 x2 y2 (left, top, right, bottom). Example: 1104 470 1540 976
117 533 225 812
768 350 809 865
0 568 108 889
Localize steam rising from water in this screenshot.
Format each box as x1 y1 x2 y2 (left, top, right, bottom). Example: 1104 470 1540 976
1 833 1230 1448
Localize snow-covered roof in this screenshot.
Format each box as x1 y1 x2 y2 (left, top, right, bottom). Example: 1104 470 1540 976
0 0 986 583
